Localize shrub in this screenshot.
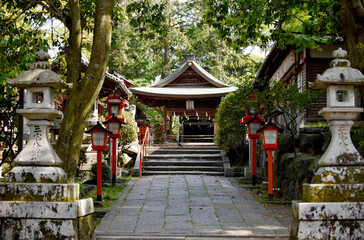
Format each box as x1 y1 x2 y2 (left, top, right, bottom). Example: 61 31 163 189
91 162 111 184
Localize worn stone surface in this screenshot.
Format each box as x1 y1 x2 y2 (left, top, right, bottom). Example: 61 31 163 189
8 166 67 183
312 166 364 184
302 183 364 202
291 48 364 240
292 201 364 220
291 201 364 240
95 175 288 239
317 121 364 166
0 198 94 218
0 182 79 201
2 50 93 240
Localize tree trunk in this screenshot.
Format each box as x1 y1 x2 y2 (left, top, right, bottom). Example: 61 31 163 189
339 0 364 73
56 0 114 182
339 0 364 107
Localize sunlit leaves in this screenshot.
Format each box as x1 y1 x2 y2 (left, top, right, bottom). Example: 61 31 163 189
204 0 341 50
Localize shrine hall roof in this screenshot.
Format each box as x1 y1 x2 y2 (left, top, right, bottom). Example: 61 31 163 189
131 86 237 98
131 57 236 98
152 58 230 88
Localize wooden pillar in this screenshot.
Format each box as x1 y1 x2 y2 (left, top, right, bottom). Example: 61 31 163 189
169 113 173 141
163 105 167 143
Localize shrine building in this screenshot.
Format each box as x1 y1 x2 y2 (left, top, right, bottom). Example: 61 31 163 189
131 55 237 142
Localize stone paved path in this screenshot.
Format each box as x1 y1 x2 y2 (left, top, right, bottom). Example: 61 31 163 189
95 175 289 239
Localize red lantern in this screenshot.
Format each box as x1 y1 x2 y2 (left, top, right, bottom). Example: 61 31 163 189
257 119 283 201
243 115 265 139
103 115 125 138
86 121 111 151
241 100 264 186
105 91 127 122
257 119 283 150
103 116 125 184
86 121 111 201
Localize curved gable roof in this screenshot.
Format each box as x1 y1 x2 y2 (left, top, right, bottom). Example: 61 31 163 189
152 59 230 88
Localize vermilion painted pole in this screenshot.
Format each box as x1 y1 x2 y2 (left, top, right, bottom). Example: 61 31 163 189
268 149 273 201
112 137 117 184
252 139 257 186
97 150 102 201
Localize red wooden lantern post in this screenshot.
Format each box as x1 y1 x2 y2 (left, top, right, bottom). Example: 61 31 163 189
86 121 112 201
257 119 283 201
104 91 127 184
241 103 264 186
103 116 125 184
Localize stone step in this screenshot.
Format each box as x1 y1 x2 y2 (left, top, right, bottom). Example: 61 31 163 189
143 166 224 172
144 160 223 166
147 154 222 160
141 171 224 176
149 146 219 151
148 149 221 155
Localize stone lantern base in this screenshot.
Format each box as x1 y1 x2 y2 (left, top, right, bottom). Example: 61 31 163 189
291 201 364 239
0 182 94 239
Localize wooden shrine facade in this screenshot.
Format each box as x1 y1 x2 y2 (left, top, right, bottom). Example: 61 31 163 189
131 55 236 142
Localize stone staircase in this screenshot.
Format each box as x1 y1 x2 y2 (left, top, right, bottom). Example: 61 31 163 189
139 144 228 176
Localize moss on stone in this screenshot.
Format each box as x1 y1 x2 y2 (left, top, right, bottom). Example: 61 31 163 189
303 184 364 202
312 166 364 184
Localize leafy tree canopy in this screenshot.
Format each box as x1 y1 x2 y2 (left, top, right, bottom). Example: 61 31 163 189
204 0 364 73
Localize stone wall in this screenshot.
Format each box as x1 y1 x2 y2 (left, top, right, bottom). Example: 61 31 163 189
277 127 330 199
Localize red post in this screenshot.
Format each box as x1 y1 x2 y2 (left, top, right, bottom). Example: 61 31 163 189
267 149 273 201
97 150 102 201
252 138 257 186
112 137 117 184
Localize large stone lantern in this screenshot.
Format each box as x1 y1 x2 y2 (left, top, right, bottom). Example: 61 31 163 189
6 49 70 182
290 48 364 239
0 50 94 239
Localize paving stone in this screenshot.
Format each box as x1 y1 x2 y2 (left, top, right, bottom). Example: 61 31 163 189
220 222 250 231
135 224 164 233
193 225 223 234
108 218 138 232
165 215 192 223
95 175 289 239
166 206 190 216
116 208 141 216
190 196 211 206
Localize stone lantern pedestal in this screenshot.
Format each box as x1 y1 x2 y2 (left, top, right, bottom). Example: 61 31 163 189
0 50 94 239
290 48 364 239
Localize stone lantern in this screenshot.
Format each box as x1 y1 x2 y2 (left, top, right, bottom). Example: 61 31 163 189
6 49 70 182
0 50 94 239
290 48 364 239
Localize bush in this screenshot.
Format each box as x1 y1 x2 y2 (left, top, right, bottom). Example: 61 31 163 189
119 110 138 148
214 82 254 164
91 162 111 184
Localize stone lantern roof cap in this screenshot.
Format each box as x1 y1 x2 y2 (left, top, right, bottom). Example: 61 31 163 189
314 48 364 88
7 49 72 89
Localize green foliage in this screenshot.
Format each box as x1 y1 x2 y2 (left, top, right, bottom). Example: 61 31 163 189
119 110 138 149
214 81 255 162
91 162 111 184
0 3 50 166
146 107 165 144
109 0 263 88
204 0 341 50
257 80 322 138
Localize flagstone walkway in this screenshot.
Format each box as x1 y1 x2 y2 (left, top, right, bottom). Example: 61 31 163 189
95 175 289 239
